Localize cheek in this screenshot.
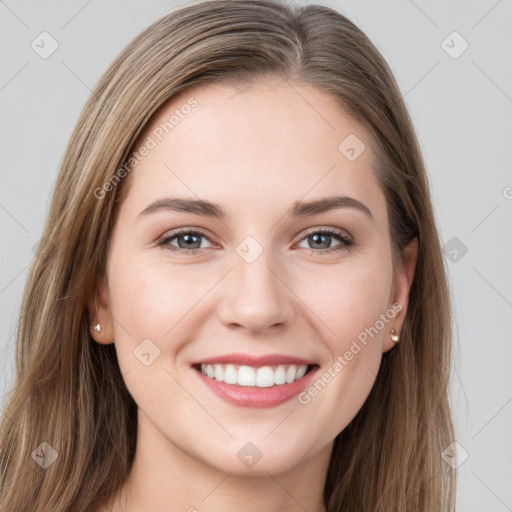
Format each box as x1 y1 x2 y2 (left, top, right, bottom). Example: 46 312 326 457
294 255 392 352
290 256 393 444
294 277 391 449
108 249 208 338
106 254 203 412
105 251 196 379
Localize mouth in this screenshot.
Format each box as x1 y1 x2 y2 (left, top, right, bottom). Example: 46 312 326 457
191 357 320 408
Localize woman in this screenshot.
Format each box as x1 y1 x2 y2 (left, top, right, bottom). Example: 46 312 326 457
0 0 456 510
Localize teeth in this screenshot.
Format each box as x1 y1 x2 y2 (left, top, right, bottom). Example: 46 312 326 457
255 366 274 387
286 365 296 383
199 363 309 387
296 365 307 379
238 366 255 386
214 365 223 381
223 364 237 384
274 365 286 385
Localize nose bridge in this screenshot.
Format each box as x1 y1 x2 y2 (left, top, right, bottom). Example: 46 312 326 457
217 240 293 332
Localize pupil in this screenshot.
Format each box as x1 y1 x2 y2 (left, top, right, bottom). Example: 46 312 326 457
311 233 330 249
179 234 200 249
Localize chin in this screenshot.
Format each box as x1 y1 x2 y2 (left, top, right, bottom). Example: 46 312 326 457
196 438 311 476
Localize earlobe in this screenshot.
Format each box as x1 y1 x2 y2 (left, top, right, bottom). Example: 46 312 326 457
88 277 115 345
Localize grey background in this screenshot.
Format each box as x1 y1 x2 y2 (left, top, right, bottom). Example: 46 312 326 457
1 0 511 510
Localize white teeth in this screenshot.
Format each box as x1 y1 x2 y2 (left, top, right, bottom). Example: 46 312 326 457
223 364 238 384
214 364 223 381
296 365 307 379
274 365 286 385
286 365 296 383
238 366 255 386
255 366 274 387
199 363 310 387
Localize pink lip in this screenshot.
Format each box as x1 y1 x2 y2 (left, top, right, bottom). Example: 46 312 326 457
192 364 320 409
190 353 316 366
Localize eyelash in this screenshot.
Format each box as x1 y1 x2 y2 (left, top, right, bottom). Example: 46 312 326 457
156 227 354 256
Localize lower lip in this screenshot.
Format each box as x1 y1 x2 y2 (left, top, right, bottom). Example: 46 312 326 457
193 366 319 408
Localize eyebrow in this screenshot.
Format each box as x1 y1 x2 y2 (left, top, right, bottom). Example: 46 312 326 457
138 195 373 221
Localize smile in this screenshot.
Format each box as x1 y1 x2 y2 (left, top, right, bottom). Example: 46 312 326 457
191 356 320 408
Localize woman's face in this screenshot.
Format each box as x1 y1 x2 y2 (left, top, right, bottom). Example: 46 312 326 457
93 79 416 475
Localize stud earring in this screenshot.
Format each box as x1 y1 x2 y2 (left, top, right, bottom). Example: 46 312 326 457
93 323 101 333
390 329 400 342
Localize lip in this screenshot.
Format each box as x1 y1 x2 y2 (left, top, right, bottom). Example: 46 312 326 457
190 353 316 367
192 363 320 409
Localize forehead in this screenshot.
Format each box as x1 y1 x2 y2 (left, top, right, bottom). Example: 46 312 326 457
123 79 387 222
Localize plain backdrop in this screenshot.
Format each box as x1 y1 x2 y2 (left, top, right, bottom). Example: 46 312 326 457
1 1 511 510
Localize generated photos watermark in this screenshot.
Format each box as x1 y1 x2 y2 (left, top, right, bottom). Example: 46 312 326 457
93 97 198 200
298 302 403 405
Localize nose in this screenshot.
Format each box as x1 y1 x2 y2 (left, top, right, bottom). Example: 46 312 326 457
216 250 295 335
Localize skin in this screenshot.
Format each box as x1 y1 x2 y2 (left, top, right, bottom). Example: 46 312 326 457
90 78 417 512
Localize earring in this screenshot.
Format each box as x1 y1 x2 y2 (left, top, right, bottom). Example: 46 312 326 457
390 329 400 342
93 323 101 333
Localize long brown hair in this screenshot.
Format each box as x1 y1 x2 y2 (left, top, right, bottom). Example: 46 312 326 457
0 1 456 510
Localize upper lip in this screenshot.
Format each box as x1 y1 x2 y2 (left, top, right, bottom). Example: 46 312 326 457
191 353 317 367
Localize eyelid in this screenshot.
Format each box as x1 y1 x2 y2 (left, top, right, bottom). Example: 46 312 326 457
298 226 352 243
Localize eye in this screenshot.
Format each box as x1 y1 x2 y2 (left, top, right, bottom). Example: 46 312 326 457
157 228 215 254
296 228 353 255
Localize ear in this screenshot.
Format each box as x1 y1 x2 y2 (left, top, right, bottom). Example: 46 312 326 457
383 236 418 353
88 275 115 345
